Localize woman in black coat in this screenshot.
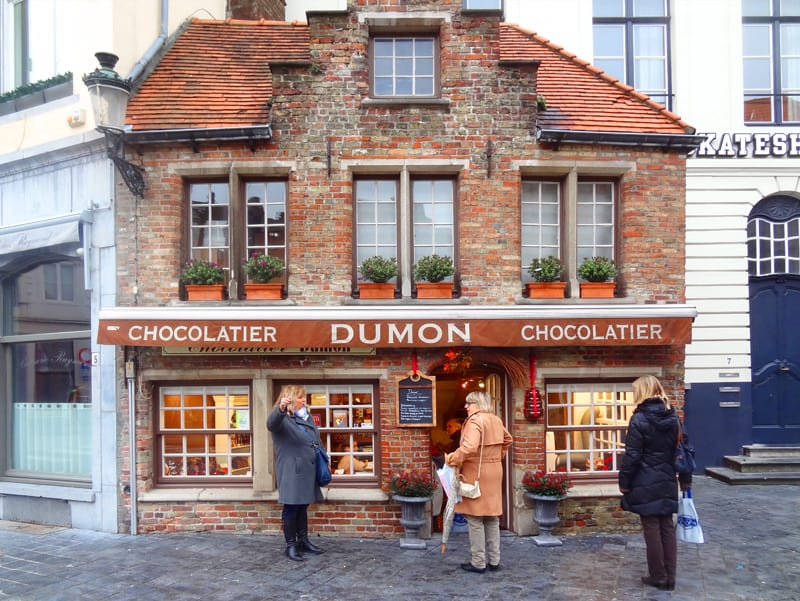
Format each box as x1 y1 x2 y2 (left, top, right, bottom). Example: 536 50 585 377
267 384 326 561
618 375 686 591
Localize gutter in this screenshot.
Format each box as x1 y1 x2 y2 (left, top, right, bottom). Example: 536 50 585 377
536 128 707 152
127 0 169 82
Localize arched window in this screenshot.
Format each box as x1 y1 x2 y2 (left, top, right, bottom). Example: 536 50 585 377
747 195 800 277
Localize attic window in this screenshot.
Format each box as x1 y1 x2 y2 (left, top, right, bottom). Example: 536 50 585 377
371 36 437 98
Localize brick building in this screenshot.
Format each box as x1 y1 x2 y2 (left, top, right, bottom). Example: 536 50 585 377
97 0 703 537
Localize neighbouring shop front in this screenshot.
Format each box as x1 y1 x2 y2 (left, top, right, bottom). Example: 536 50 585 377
98 304 694 537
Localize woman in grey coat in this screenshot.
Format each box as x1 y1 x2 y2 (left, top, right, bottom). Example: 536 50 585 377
267 384 326 561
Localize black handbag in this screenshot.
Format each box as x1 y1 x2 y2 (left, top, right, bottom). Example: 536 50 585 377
674 421 696 475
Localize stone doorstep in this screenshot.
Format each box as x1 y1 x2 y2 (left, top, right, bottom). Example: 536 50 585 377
0 519 66 535
704 466 800 485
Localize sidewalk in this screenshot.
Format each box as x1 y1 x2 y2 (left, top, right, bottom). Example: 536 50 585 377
1 476 798 600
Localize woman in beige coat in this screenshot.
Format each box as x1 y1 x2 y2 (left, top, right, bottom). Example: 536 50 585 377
446 391 513 573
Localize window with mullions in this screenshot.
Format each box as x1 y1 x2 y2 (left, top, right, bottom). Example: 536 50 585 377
742 0 800 124
157 385 252 481
188 180 287 295
521 180 616 284
545 382 634 475
371 36 437 98
355 176 455 294
4 260 92 481
592 0 671 109
747 216 800 276
305 383 378 479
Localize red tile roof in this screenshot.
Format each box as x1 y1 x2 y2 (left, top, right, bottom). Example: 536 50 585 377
126 17 694 137
501 23 695 135
126 19 310 131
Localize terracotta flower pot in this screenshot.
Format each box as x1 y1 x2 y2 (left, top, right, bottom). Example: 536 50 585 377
415 282 453 299
245 282 283 300
185 284 225 300
526 282 567 298
579 282 615 298
358 282 396 299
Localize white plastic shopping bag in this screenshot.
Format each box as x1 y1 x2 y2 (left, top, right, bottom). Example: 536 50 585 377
676 488 704 544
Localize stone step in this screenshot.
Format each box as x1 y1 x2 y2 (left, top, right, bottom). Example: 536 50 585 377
705 466 800 485
742 444 800 458
723 454 800 473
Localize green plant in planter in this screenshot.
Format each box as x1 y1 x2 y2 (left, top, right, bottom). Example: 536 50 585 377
242 252 284 283
389 469 438 497
180 259 225 285
528 256 563 282
413 254 455 283
577 256 619 282
359 255 398 283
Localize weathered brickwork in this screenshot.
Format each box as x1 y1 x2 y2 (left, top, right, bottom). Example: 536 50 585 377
113 0 691 538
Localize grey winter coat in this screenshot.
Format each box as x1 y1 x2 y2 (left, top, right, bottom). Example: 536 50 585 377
618 397 679 516
267 406 324 505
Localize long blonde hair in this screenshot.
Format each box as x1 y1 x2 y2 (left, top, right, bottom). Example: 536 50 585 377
632 375 670 408
273 384 305 410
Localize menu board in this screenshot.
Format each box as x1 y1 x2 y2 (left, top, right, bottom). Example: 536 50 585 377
397 374 436 427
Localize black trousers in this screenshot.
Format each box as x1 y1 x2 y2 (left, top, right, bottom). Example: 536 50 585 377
640 514 677 582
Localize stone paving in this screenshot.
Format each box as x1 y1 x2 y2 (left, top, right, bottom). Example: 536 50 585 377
1 476 798 600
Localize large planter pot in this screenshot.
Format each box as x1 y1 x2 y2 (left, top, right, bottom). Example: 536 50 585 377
579 282 616 298
394 494 432 549
245 282 283 300
525 492 566 547
185 284 225 301
526 282 567 299
358 282 396 299
415 282 452 299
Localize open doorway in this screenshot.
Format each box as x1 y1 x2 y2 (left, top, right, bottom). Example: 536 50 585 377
429 358 511 531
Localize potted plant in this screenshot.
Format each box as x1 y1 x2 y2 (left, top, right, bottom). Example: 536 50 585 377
527 256 566 298
389 469 438 549
180 259 225 300
358 255 398 299
577 256 619 298
413 254 455 299
521 470 573 547
242 252 285 299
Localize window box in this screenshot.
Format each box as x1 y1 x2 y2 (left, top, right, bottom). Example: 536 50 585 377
526 282 567 299
416 282 453 299
579 282 616 298
358 282 396 299
244 282 283 300
185 284 225 300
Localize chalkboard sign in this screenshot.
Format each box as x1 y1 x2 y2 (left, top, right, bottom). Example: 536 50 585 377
397 373 436 427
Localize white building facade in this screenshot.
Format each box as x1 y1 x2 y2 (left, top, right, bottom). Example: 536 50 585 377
0 0 227 532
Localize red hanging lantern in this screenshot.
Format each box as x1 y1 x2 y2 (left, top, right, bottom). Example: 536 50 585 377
524 355 543 420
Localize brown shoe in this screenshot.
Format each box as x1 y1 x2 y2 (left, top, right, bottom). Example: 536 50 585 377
641 576 669 590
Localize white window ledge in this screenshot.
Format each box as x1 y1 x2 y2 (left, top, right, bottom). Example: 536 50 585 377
139 487 389 503
566 482 622 498
0 482 95 503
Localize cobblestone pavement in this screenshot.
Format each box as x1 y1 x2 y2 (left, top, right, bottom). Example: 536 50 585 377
1 476 798 601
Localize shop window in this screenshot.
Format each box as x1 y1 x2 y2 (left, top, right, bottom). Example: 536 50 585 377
521 179 616 286
3 260 92 481
305 383 378 480
188 179 287 297
593 0 672 109
747 215 800 276
742 0 800 124
157 385 252 482
370 35 438 98
355 175 456 295
545 382 634 475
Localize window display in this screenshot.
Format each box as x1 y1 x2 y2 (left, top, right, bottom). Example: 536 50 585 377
158 385 252 480
545 383 634 474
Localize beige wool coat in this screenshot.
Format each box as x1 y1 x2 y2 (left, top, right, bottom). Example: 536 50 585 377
446 410 513 516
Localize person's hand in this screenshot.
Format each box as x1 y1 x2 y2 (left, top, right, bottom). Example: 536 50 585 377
619 487 629 494
279 397 290 412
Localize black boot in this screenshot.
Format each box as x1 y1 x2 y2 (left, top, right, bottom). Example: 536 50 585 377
283 519 305 562
297 510 324 554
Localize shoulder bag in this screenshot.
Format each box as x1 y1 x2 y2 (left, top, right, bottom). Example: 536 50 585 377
455 415 483 499
674 420 696 476
299 419 332 486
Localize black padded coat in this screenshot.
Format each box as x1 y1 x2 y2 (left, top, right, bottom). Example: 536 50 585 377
618 397 679 517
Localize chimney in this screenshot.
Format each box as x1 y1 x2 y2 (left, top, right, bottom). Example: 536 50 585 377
229 0 286 21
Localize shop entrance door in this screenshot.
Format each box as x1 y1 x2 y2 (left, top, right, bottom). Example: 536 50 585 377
747 195 800 443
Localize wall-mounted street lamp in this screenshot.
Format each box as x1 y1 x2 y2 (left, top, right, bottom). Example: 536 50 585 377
83 52 145 198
